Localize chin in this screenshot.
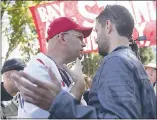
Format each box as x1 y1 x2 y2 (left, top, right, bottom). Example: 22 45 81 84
98 48 108 57
78 55 83 60
78 51 83 60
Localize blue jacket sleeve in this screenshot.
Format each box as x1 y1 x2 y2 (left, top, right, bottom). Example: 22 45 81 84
48 57 141 119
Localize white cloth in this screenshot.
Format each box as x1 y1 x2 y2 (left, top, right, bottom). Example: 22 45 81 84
154 83 156 95
17 53 70 118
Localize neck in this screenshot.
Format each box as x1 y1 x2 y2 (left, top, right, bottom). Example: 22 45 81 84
109 36 129 53
46 50 66 68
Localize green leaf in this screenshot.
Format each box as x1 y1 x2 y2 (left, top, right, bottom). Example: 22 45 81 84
139 47 154 65
2 1 42 62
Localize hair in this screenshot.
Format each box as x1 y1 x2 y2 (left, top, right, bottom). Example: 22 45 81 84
96 5 134 39
129 38 141 60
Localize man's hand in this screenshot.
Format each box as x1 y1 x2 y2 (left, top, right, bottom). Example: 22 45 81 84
84 74 92 89
11 68 61 111
63 58 86 101
63 58 84 82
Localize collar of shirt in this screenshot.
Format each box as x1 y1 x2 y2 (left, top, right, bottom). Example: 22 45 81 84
112 45 131 53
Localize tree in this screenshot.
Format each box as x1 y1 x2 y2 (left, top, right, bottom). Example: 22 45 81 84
1 1 51 62
82 53 103 78
139 47 155 65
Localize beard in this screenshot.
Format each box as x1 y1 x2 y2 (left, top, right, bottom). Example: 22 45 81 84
97 32 109 57
98 46 108 57
98 39 109 57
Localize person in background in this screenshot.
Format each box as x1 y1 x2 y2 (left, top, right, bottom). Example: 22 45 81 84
1 58 26 101
145 63 157 117
145 63 156 93
1 58 26 119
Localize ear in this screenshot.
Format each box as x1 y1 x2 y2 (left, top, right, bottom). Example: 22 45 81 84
58 32 66 44
106 20 112 34
5 72 10 80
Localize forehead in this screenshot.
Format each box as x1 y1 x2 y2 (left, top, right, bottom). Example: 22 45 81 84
95 20 101 30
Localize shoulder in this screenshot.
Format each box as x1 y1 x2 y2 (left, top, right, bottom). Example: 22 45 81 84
103 48 141 70
24 53 56 82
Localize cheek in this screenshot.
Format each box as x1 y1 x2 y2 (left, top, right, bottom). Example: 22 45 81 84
152 70 156 77
74 40 81 49
145 69 149 74
98 33 105 44
66 39 73 48
96 32 101 43
67 41 79 52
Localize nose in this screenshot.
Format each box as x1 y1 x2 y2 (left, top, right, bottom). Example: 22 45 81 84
95 39 98 44
82 41 86 47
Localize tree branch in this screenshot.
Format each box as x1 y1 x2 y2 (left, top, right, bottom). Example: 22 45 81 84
1 0 11 18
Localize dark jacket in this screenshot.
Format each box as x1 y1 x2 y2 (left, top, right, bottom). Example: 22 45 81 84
49 46 156 119
1 83 18 119
1 82 13 101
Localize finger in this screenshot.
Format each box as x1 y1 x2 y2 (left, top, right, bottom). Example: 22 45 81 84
11 73 28 91
75 58 83 72
15 72 60 97
22 83 58 110
48 68 61 87
86 79 92 88
23 95 38 105
21 81 56 102
10 72 20 82
19 71 45 88
24 95 49 111
14 81 22 92
30 97 52 111
20 85 51 107
21 87 41 102
11 73 39 93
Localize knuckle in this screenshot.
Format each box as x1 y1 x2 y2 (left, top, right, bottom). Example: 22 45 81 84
23 91 27 96
35 100 40 106
57 81 61 87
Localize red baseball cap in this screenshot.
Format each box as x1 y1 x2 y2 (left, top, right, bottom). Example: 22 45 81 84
46 17 93 41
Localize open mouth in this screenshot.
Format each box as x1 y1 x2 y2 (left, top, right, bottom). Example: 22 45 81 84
78 50 84 60
80 49 84 54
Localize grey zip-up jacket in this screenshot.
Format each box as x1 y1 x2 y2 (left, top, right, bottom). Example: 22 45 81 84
49 46 156 119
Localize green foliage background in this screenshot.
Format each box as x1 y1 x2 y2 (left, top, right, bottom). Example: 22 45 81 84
139 47 155 65
1 1 49 62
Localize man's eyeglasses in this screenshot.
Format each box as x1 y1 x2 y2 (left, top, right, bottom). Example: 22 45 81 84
106 5 118 20
63 32 84 41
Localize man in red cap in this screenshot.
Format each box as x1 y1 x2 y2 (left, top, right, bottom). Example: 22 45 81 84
15 17 92 118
